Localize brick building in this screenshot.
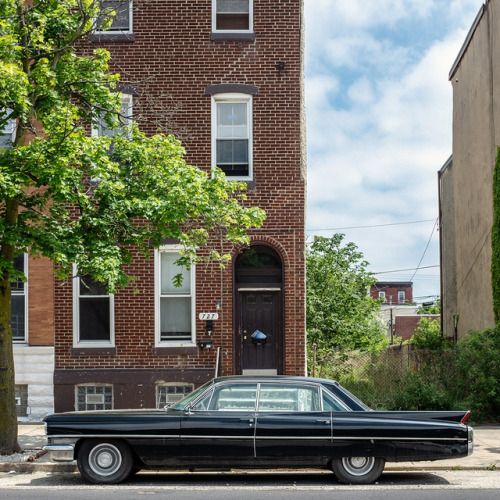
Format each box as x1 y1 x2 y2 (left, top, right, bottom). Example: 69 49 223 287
52 0 306 412
394 315 440 342
370 282 413 305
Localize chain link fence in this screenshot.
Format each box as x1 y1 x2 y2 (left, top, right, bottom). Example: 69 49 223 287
310 345 465 412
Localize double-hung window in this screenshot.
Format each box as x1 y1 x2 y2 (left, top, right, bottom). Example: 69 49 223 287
398 291 405 304
11 254 27 342
212 93 252 179
73 269 114 346
213 0 253 33
96 1 133 34
156 248 195 346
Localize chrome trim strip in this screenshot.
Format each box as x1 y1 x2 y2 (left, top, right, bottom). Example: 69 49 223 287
48 433 467 442
49 434 180 440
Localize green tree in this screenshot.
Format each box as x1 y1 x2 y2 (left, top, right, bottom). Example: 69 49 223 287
0 0 265 454
306 234 387 361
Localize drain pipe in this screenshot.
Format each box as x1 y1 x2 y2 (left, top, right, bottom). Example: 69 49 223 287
215 346 221 377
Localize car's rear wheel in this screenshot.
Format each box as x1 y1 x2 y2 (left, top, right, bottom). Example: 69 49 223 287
77 439 133 484
331 456 385 484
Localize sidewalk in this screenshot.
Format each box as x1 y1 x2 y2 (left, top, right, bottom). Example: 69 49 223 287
0 424 498 473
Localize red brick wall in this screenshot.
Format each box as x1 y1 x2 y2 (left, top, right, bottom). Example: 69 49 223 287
370 283 413 303
54 1 306 410
394 315 440 342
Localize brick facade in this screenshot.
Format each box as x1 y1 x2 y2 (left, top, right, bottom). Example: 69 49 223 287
53 1 306 412
394 315 440 342
370 282 413 305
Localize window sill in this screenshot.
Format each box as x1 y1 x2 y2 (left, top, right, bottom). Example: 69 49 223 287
153 346 198 356
210 32 256 42
71 347 117 356
90 33 136 43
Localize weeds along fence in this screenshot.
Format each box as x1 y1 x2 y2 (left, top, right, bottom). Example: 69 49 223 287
311 345 467 413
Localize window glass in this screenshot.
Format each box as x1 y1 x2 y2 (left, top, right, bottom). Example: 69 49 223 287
258 384 320 412
215 0 250 31
322 390 348 411
214 97 251 178
158 249 194 343
209 384 257 410
160 252 190 294
97 1 132 32
97 95 132 139
76 273 113 343
76 385 113 411
11 254 26 342
0 110 15 148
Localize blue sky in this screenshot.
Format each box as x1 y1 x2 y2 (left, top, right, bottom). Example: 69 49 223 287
304 0 485 303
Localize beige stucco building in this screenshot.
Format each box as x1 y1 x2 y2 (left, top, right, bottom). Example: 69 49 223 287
439 0 499 340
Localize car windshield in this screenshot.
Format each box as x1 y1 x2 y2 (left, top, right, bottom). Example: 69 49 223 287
169 381 212 410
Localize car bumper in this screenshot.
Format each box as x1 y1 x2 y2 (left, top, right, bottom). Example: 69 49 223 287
44 444 75 462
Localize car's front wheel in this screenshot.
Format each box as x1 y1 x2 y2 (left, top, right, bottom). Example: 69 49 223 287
331 456 385 484
77 439 134 484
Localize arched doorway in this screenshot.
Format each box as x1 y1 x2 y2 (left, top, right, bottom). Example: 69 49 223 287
234 245 283 375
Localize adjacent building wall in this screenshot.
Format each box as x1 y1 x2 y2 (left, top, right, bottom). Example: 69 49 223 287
14 256 54 421
442 0 498 339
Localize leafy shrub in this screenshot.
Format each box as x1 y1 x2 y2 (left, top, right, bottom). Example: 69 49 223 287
454 327 500 421
392 372 448 411
411 318 450 350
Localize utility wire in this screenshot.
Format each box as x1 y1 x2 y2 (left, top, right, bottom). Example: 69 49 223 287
306 218 436 232
409 218 438 283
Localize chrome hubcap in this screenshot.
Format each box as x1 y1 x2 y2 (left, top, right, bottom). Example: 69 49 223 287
342 456 375 476
88 443 122 477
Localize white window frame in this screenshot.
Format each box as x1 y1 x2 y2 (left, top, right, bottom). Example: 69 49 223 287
211 93 253 181
12 253 28 343
96 0 133 34
378 291 386 301
155 246 196 348
72 265 115 347
398 291 405 304
212 0 253 34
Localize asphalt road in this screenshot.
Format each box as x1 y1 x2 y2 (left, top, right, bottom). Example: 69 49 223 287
0 470 498 499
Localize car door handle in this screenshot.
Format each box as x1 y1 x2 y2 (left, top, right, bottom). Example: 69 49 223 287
316 419 331 424
240 418 255 427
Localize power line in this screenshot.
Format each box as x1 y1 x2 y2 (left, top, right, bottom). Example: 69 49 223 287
409 218 438 283
373 265 439 275
306 218 436 232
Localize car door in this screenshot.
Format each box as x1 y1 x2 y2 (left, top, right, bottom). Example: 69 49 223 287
179 382 258 464
254 382 333 465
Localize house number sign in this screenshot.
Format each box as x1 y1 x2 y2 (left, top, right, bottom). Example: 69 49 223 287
199 313 219 320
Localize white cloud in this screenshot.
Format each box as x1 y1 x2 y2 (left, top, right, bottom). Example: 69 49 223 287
305 0 484 300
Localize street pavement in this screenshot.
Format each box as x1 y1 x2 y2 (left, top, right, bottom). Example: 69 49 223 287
0 423 498 473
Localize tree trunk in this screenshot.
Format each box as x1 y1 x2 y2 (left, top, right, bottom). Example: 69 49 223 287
0 199 21 454
0 269 21 454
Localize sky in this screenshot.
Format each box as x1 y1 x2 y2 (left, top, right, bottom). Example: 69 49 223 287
304 0 485 303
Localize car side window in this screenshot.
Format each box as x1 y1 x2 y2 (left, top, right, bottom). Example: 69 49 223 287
257 383 320 412
201 384 258 411
322 390 348 411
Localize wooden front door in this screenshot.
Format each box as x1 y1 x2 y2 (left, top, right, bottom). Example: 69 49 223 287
237 289 281 375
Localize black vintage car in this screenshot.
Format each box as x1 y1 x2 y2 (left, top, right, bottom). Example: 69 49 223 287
44 376 473 484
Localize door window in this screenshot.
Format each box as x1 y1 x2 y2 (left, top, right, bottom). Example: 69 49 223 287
257 383 320 412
